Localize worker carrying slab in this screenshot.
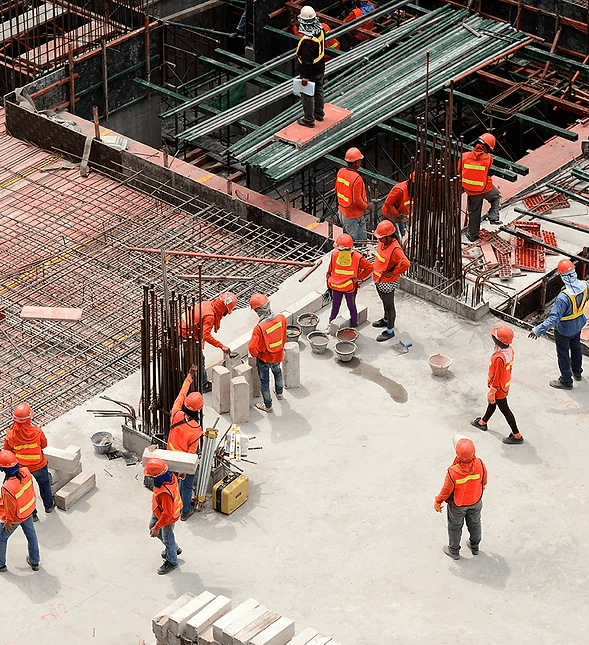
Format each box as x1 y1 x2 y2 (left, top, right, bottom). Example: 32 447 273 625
0 450 40 573
295 6 326 128
529 259 588 390
180 292 238 393
458 132 501 242
434 437 487 561
327 233 372 327
335 147 370 244
3 403 54 520
248 294 287 413
168 365 203 521
381 172 415 244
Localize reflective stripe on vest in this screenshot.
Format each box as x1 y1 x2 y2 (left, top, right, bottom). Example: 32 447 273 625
4 470 36 520
461 152 491 193
455 473 480 485
296 31 325 65
265 321 283 348
561 286 588 321
259 315 286 353
336 176 350 203
16 480 35 515
14 442 40 461
329 250 360 292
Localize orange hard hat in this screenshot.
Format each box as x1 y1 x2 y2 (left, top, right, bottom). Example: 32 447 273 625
185 392 204 412
335 233 354 249
478 133 496 151
557 259 575 275
345 147 363 163
374 220 396 238
13 402 32 422
492 325 514 346
144 458 168 478
455 438 475 462
0 450 18 468
250 293 269 310
218 292 238 313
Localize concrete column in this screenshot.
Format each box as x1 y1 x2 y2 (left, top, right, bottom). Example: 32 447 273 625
248 356 261 397
212 365 231 414
283 342 300 389
234 363 253 407
230 376 250 423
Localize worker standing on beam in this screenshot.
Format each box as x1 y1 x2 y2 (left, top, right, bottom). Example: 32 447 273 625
434 437 487 560
458 133 501 242
248 294 287 413
381 172 415 245
0 450 40 573
371 220 410 342
529 259 588 390
168 365 203 521
335 148 369 244
3 403 54 521
326 233 372 327
295 6 326 128
180 292 238 393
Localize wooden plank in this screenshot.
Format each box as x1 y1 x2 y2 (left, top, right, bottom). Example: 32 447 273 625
20 306 83 321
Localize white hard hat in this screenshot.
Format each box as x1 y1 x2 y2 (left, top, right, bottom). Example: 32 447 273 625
299 5 316 20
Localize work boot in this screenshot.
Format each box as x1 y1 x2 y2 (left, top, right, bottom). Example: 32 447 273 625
549 379 573 390
32 512 39 523
503 433 524 445
443 546 460 560
274 390 284 400
573 373 582 382
470 417 487 431
201 382 212 394
45 503 55 514
297 118 315 128
161 547 182 558
372 318 388 328
181 507 195 521
465 232 479 243
489 218 502 225
255 402 273 413
157 560 178 575
315 114 325 122
0 565 7 572
468 542 479 556
26 557 39 571
376 330 395 342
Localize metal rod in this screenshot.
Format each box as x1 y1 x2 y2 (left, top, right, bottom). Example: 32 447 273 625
128 247 315 267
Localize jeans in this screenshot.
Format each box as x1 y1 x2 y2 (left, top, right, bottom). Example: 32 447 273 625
467 186 501 237
554 329 583 385
300 73 325 123
31 466 54 515
179 474 195 516
330 291 358 326
339 211 367 244
149 514 179 565
256 358 283 409
0 515 40 567
482 396 519 433
376 286 396 330
446 497 482 555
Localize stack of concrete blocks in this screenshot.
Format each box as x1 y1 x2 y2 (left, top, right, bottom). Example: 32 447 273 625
45 445 97 511
328 305 368 337
140 447 199 476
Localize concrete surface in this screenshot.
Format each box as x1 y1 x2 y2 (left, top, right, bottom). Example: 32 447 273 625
1 262 588 645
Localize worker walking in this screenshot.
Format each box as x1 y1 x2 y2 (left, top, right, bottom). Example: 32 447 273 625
168 365 203 521
326 233 372 327
471 326 524 445
248 294 287 413
371 220 410 342
295 6 325 128
529 259 588 389
145 457 182 575
3 403 54 520
381 172 415 243
180 292 238 393
335 148 369 244
458 133 501 242
434 438 487 560
0 450 40 572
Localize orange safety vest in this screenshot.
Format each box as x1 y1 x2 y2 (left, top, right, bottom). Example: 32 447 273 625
179 301 214 339
296 30 325 65
396 180 413 217
447 458 486 506
336 167 364 212
328 249 361 293
345 7 374 37
561 285 588 321
258 314 287 354
461 150 493 195
7 428 46 471
152 478 182 522
488 346 514 398
3 469 36 521
167 411 202 454
373 239 402 283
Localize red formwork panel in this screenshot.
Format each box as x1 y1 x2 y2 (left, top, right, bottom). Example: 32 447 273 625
542 230 558 254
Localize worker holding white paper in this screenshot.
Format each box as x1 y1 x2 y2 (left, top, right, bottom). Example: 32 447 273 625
294 6 325 127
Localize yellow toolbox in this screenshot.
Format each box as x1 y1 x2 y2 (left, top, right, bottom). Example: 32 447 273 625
212 472 249 515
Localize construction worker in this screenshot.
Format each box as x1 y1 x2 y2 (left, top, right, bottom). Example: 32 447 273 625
248 294 287 413
381 172 415 242
3 403 54 520
168 365 203 521
326 233 372 327
295 6 325 127
434 437 487 560
371 220 410 342
0 450 40 572
458 133 501 242
292 20 340 50
529 259 588 389
180 292 238 393
343 0 375 43
471 326 524 445
145 457 182 575
335 148 369 244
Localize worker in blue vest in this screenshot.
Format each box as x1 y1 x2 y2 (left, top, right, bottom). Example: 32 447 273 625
529 259 588 389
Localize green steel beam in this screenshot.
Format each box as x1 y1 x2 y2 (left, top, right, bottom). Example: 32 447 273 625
572 168 589 183
524 46 589 77
325 154 397 186
215 48 290 82
198 55 276 89
546 183 589 207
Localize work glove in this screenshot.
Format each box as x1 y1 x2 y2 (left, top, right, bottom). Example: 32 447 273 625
487 388 497 404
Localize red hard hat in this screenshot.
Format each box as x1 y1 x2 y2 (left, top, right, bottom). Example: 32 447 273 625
478 133 496 151
455 438 476 462
185 392 204 412
557 259 575 275
345 147 363 162
144 458 168 478
0 450 18 468
250 293 269 310
492 325 514 346
335 233 354 249
374 220 396 238
13 402 32 422
218 292 238 313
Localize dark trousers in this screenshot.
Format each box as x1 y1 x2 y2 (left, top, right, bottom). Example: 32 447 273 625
446 497 482 555
31 466 54 516
554 329 583 385
300 73 325 123
482 396 519 433
376 287 396 330
467 186 501 237
330 290 358 326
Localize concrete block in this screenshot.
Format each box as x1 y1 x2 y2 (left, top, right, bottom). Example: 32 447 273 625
357 304 368 325
198 626 221 645
286 628 320 645
249 617 295 645
213 599 260 643
220 605 268 645
230 376 250 423
212 365 231 414
234 363 253 405
185 595 232 642
169 632 182 645
152 592 197 639
122 423 152 456
141 448 198 475
233 611 281 645
54 472 96 510
224 352 242 377
288 291 324 320
329 316 347 336
229 331 251 359
248 357 261 398
168 591 216 638
283 342 300 389
44 446 81 473
49 461 83 494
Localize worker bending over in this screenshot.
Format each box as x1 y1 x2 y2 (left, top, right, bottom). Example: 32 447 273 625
295 6 325 128
335 148 369 244
382 172 415 244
